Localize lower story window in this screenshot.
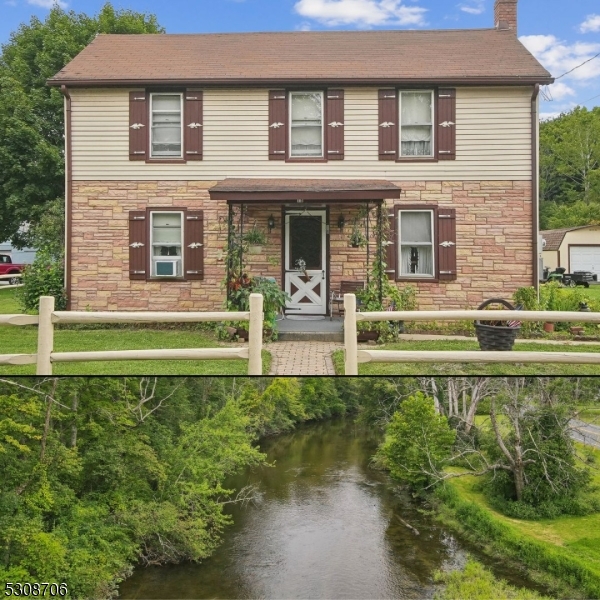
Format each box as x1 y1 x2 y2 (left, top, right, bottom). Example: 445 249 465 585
151 211 183 277
398 210 434 277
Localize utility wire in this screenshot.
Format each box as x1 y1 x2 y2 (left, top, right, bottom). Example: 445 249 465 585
555 52 600 80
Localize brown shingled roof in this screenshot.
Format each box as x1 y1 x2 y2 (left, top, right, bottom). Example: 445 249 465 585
541 226 593 251
48 30 552 86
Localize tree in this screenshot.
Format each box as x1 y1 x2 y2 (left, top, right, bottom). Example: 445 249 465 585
378 392 456 490
0 3 164 246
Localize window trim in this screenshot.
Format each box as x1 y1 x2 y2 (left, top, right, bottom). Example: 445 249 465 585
398 90 435 160
396 88 439 163
288 90 326 161
149 92 184 160
149 209 185 280
394 204 440 282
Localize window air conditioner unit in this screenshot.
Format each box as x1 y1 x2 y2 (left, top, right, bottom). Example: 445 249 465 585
155 259 179 277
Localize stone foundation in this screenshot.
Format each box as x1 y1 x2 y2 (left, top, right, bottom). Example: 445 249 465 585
70 179 532 312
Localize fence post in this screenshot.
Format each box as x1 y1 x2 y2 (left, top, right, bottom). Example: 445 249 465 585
248 293 263 375
36 296 55 375
344 293 358 376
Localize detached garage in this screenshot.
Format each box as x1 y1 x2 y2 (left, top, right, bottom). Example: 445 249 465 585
541 225 600 278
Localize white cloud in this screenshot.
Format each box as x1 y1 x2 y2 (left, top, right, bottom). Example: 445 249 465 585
520 34 600 82
296 21 312 30
540 111 561 121
459 0 485 15
581 14 600 34
27 0 67 7
294 0 427 27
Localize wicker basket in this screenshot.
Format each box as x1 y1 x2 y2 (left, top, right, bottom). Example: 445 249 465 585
474 298 521 351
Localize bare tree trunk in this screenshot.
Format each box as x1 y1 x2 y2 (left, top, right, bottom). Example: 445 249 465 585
430 378 440 415
40 378 58 462
70 388 79 448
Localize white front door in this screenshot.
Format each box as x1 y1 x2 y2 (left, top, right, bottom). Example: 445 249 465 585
284 209 327 315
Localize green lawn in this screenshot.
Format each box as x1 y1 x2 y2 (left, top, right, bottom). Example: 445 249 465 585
583 285 600 301
333 339 600 375
448 445 600 592
0 289 271 375
0 286 21 314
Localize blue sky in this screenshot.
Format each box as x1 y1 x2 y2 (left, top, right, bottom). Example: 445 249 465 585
1 0 599 119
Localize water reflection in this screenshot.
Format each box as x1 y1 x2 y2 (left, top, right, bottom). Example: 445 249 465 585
120 420 540 599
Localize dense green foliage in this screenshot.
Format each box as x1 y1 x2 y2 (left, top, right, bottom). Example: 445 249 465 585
16 248 68 311
0 377 358 598
433 559 550 600
540 107 600 229
378 392 456 489
0 4 163 246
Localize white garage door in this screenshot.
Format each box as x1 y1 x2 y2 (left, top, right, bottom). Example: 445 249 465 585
570 246 600 277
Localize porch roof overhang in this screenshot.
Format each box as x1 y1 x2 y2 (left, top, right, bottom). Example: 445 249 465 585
209 178 401 202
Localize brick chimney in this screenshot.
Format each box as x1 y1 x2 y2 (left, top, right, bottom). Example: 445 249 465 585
495 0 518 34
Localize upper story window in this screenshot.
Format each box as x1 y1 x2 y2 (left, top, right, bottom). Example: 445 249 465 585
289 92 324 158
399 91 434 158
150 93 183 158
150 211 183 277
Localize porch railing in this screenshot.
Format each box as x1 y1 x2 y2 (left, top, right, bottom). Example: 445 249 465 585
0 294 264 375
343 294 600 375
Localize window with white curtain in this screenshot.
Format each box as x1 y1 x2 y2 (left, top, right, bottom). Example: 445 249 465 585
398 210 435 277
150 211 183 277
399 91 434 157
150 93 183 158
290 92 324 157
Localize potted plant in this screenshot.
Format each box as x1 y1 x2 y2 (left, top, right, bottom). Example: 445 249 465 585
349 225 367 248
252 277 291 340
243 223 267 254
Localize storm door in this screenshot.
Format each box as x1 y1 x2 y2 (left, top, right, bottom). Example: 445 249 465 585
284 209 327 315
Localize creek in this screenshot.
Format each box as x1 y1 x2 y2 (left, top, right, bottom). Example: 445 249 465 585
120 419 546 599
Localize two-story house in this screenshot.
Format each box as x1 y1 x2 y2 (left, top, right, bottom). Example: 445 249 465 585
49 0 552 315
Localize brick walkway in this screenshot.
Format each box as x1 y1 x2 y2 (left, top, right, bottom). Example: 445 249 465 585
268 341 343 375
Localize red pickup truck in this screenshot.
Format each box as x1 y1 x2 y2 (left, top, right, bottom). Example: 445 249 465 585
0 254 25 284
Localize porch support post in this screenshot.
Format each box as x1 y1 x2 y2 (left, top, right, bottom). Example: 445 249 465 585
365 201 370 285
227 202 233 305
377 201 383 306
240 202 245 277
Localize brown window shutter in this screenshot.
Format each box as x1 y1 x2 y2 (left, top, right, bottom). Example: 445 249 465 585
129 91 148 161
437 88 456 160
386 209 397 280
438 208 457 280
129 211 147 280
269 90 286 160
326 89 344 160
184 90 203 161
378 89 397 161
184 210 204 280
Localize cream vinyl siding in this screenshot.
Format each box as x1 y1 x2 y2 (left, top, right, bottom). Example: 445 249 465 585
70 86 532 181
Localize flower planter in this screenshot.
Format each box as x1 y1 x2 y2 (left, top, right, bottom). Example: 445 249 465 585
474 298 521 351
236 327 249 341
247 245 263 255
543 322 555 333
357 330 379 342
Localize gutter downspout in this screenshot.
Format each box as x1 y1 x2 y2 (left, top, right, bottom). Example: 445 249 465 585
531 83 540 294
60 85 72 310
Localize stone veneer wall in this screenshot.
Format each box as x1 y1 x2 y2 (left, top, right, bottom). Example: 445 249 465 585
70 180 532 312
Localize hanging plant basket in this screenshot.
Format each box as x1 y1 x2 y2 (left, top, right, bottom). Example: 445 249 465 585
474 298 521 351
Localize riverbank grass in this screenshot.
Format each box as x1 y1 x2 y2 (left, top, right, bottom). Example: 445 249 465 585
332 340 600 375
437 445 600 598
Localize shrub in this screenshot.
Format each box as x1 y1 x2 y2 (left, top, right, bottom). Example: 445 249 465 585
16 249 67 312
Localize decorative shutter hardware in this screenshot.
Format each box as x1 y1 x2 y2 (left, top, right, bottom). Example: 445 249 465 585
440 271 456 275
383 94 396 98
133 96 145 101
384 151 396 154
439 94 453 98
187 122 202 128
132 151 145 155
187 242 203 248
440 241 455 247
132 216 145 220
272 95 285 99
270 122 284 128
129 242 144 248
273 150 285 154
439 151 453 154
186 96 199 100
328 121 344 127
186 151 199 154
439 121 455 128
380 122 395 128
439 214 452 219
327 150 340 154
130 123 145 129
327 94 341 99
186 270 202 274
382 240 393 246
186 215 200 220
131 270 146 274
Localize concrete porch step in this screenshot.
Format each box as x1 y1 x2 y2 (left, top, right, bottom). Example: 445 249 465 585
277 331 344 342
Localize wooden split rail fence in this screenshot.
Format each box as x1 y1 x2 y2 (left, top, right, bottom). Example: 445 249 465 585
343 294 600 375
0 294 264 375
